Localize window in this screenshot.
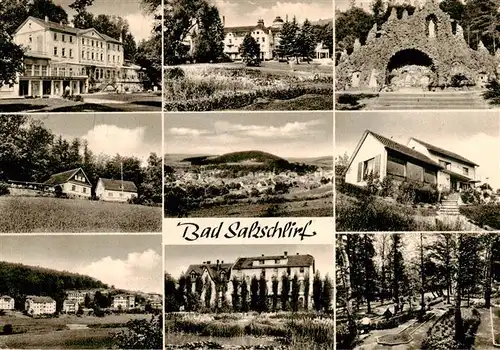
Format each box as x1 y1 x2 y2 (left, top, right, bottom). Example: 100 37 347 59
108 192 113 197
62 48 65 56
463 167 469 176
113 55 115 62
256 37 259 42
259 260 264 265
91 40 94 47
229 39 232 44
286 267 291 275
274 259 279 264
87 51 89 59
387 154 406 178
72 185 76 191
100 53 103 61
54 47 58 56
108 54 110 61
108 43 110 50
82 187 87 193
69 68 73 76
41 65 47 76
69 36 73 43
24 64 32 76
439 160 451 170
54 33 57 40
82 50 85 58
119 193 123 197
262 37 265 42
101 42 103 48
82 38 85 45
261 269 266 277
363 157 375 179
299 267 305 273
62 34 65 42
91 52 94 60
424 168 437 184
29 35 32 43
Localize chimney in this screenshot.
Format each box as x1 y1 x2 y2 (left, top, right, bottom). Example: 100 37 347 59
217 259 219 264
223 15 225 26
296 253 299 255
284 251 288 257
261 254 264 257
45 16 49 23
221 260 224 264
257 19 264 26
286 14 288 22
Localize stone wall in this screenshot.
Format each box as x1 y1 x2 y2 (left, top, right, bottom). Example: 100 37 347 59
336 1 497 90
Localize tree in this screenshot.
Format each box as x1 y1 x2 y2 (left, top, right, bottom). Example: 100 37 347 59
335 7 373 54
291 274 300 312
371 0 386 26
176 274 187 309
135 38 162 89
462 0 499 52
84 293 91 308
361 234 376 314
114 315 162 349
70 0 95 29
241 279 249 312
0 26 25 89
231 277 240 312
321 275 333 313
281 273 291 311
335 152 350 178
250 276 259 311
30 0 68 24
312 271 322 312
240 34 261 67
389 234 405 314
440 0 465 23
193 3 225 62
427 233 455 304
278 17 299 61
0 0 29 35
258 274 268 312
454 233 465 345
204 277 212 309
140 153 162 204
296 19 316 63
271 276 279 311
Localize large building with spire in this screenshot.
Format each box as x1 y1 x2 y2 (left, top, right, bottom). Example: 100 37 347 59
0 16 143 99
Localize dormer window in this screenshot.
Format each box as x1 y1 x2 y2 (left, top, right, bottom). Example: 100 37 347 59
463 167 469 176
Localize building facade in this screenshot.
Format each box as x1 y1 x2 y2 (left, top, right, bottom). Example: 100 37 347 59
62 299 79 313
186 252 315 310
43 168 92 199
0 16 143 99
95 178 138 202
112 294 135 310
345 130 479 191
0 296 15 310
25 296 57 316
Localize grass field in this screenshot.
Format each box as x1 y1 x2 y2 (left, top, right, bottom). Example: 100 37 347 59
0 313 149 349
0 196 161 232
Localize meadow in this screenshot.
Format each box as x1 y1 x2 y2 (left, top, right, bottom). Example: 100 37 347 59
0 196 162 233
0 313 150 349
164 312 334 350
163 64 333 111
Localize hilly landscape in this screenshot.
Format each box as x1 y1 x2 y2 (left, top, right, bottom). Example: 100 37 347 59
0 261 107 309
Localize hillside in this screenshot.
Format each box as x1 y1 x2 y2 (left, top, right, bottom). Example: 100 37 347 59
0 261 107 308
182 150 288 166
286 156 333 169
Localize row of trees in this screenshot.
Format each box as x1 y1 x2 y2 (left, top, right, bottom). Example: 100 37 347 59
336 0 500 56
0 116 162 204
165 272 333 313
337 232 500 346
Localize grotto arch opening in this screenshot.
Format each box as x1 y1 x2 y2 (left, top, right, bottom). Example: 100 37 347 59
386 49 435 90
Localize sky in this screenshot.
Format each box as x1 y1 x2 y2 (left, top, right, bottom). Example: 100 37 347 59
164 244 334 280
34 113 162 164
211 0 333 27
0 235 162 293
53 0 156 42
335 111 500 189
165 112 333 158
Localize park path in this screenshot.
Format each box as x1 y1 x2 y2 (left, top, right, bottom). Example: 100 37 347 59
475 308 496 350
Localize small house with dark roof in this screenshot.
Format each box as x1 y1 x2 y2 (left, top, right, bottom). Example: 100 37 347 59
44 168 92 198
95 178 138 202
0 295 15 310
345 130 479 192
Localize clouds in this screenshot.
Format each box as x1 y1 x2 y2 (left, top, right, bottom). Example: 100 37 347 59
166 117 332 158
77 249 162 293
84 124 157 163
213 0 332 27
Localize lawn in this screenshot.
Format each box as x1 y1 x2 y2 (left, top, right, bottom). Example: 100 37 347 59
0 92 161 113
0 313 149 349
0 196 162 233
164 64 333 111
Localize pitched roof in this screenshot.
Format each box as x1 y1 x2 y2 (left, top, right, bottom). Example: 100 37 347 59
410 138 479 167
16 17 122 44
233 254 314 270
186 263 233 283
0 295 13 300
26 296 55 303
368 131 441 167
98 178 137 193
224 23 271 34
44 168 91 186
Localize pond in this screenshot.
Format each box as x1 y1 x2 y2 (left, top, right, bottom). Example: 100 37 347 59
164 333 280 346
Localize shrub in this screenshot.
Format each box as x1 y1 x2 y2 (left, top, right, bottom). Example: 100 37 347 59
3 324 13 334
483 78 500 104
379 177 394 197
460 203 500 229
165 67 185 80
0 182 9 196
337 93 360 106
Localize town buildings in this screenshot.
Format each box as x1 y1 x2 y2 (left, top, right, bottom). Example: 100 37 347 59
62 299 79 313
25 296 57 316
95 178 138 202
344 130 479 192
0 16 143 99
0 296 15 310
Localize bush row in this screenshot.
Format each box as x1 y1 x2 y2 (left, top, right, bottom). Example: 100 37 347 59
164 85 333 111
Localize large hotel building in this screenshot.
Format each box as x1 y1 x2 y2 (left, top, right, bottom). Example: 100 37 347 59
0 16 143 98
